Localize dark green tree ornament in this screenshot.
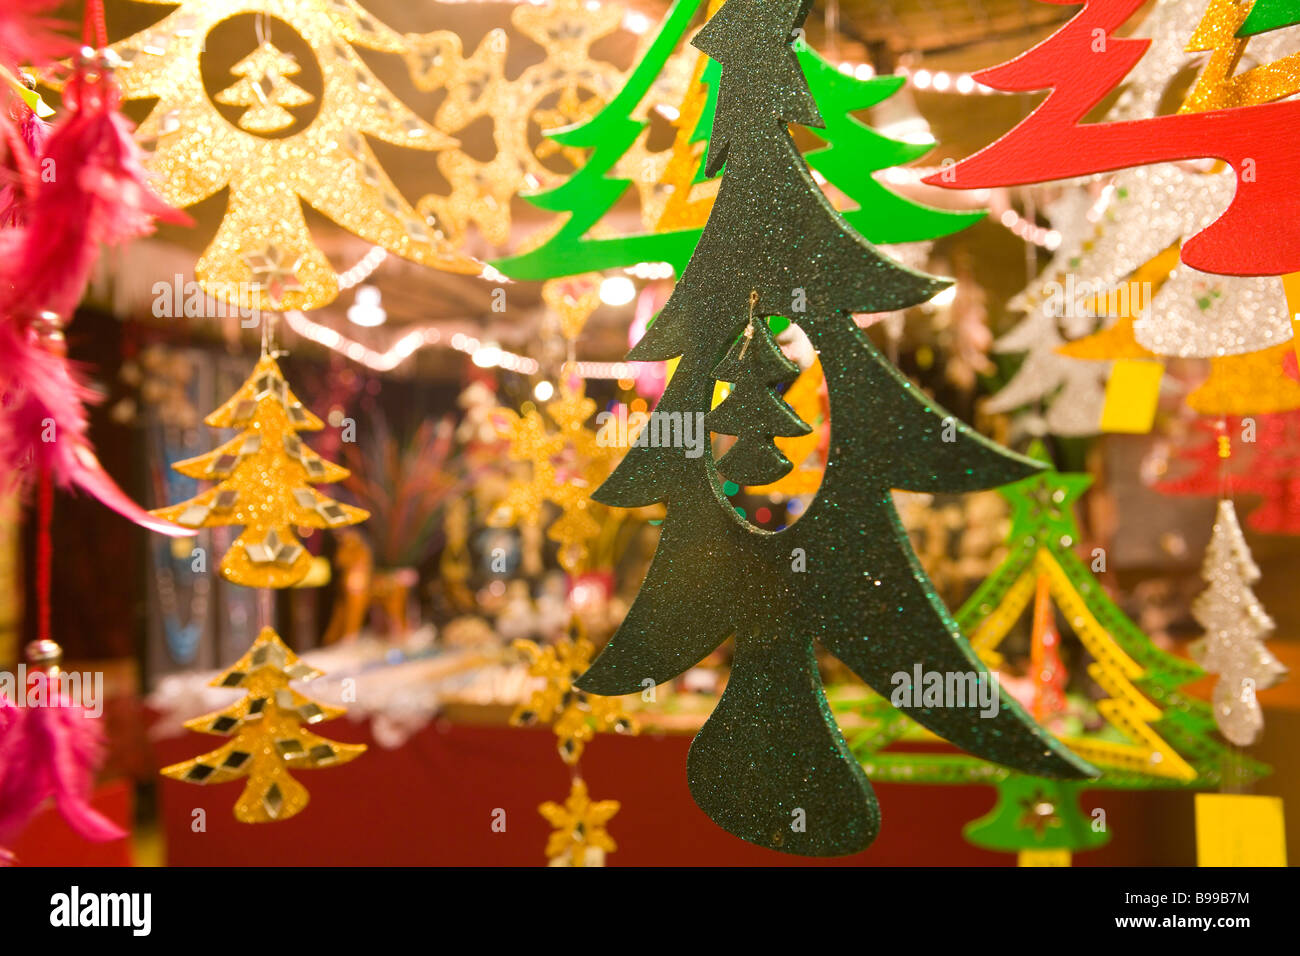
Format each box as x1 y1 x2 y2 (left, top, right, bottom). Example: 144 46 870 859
576 0 1095 857
705 306 811 485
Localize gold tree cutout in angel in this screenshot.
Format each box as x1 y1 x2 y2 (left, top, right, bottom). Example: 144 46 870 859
151 352 367 588
511 617 637 764
161 627 366 822
539 777 620 866
214 40 314 133
103 0 481 311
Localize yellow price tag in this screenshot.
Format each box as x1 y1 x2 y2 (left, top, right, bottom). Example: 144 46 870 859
1100 359 1163 434
1196 793 1287 867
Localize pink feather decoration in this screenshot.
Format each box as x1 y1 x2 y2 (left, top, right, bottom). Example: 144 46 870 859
1 66 191 322
0 64 194 535
0 0 74 76
0 678 125 845
0 107 48 227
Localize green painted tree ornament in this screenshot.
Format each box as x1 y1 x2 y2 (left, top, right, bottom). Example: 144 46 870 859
491 0 981 282
576 0 1094 858
1238 0 1300 36
845 444 1268 858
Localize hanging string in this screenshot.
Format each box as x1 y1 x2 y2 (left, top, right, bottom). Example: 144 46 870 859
737 290 759 362
36 466 54 645
83 0 108 50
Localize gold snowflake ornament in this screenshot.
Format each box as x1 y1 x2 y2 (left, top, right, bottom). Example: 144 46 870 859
539 777 619 866
161 627 366 823
104 0 481 311
511 619 636 764
406 0 624 246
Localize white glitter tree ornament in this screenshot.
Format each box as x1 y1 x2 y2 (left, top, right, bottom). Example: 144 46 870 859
987 189 1107 437
1191 500 1288 747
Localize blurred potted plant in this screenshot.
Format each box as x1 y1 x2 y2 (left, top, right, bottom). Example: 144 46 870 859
339 413 468 636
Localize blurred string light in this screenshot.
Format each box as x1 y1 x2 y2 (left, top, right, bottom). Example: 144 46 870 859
599 275 637 306
346 285 387 327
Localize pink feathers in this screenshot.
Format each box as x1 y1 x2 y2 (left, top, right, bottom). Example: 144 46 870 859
0 1 74 77
0 681 124 847
0 62 194 535
1 66 191 324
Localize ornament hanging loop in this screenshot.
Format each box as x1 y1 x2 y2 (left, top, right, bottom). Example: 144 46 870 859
738 290 759 361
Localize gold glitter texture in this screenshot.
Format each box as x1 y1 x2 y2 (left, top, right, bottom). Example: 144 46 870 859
653 1 727 232
106 0 481 312
539 777 619 866
151 353 367 587
406 0 624 246
161 626 366 823
213 40 315 133
511 618 637 765
1187 343 1300 415
1180 0 1300 113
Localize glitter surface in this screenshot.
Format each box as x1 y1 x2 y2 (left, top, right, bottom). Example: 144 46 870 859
576 0 1092 858
106 0 481 312
1191 500 1287 746
151 353 367 588
160 627 366 823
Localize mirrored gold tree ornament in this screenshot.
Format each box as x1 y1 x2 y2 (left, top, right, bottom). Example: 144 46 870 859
99 0 481 312
160 627 366 823
406 0 626 247
510 617 637 764
151 351 368 588
539 777 619 866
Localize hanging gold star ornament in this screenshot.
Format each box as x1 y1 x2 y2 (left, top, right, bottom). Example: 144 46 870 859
539 777 619 866
99 0 481 312
511 617 637 764
161 627 366 822
406 0 625 246
151 352 368 587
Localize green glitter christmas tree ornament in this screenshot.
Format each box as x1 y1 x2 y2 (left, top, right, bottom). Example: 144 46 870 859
576 0 1094 857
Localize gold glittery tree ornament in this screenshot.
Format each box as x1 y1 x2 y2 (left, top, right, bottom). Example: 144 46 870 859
161 626 366 822
150 350 368 587
406 0 625 248
539 777 620 866
488 277 630 575
511 615 637 764
100 0 481 311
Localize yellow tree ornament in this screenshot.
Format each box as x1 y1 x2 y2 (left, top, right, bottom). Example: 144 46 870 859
213 41 315 134
104 0 481 311
539 777 619 866
151 352 368 587
511 618 637 764
406 0 626 248
161 627 366 822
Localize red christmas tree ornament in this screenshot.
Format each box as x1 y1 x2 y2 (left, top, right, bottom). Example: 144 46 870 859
924 0 1300 276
